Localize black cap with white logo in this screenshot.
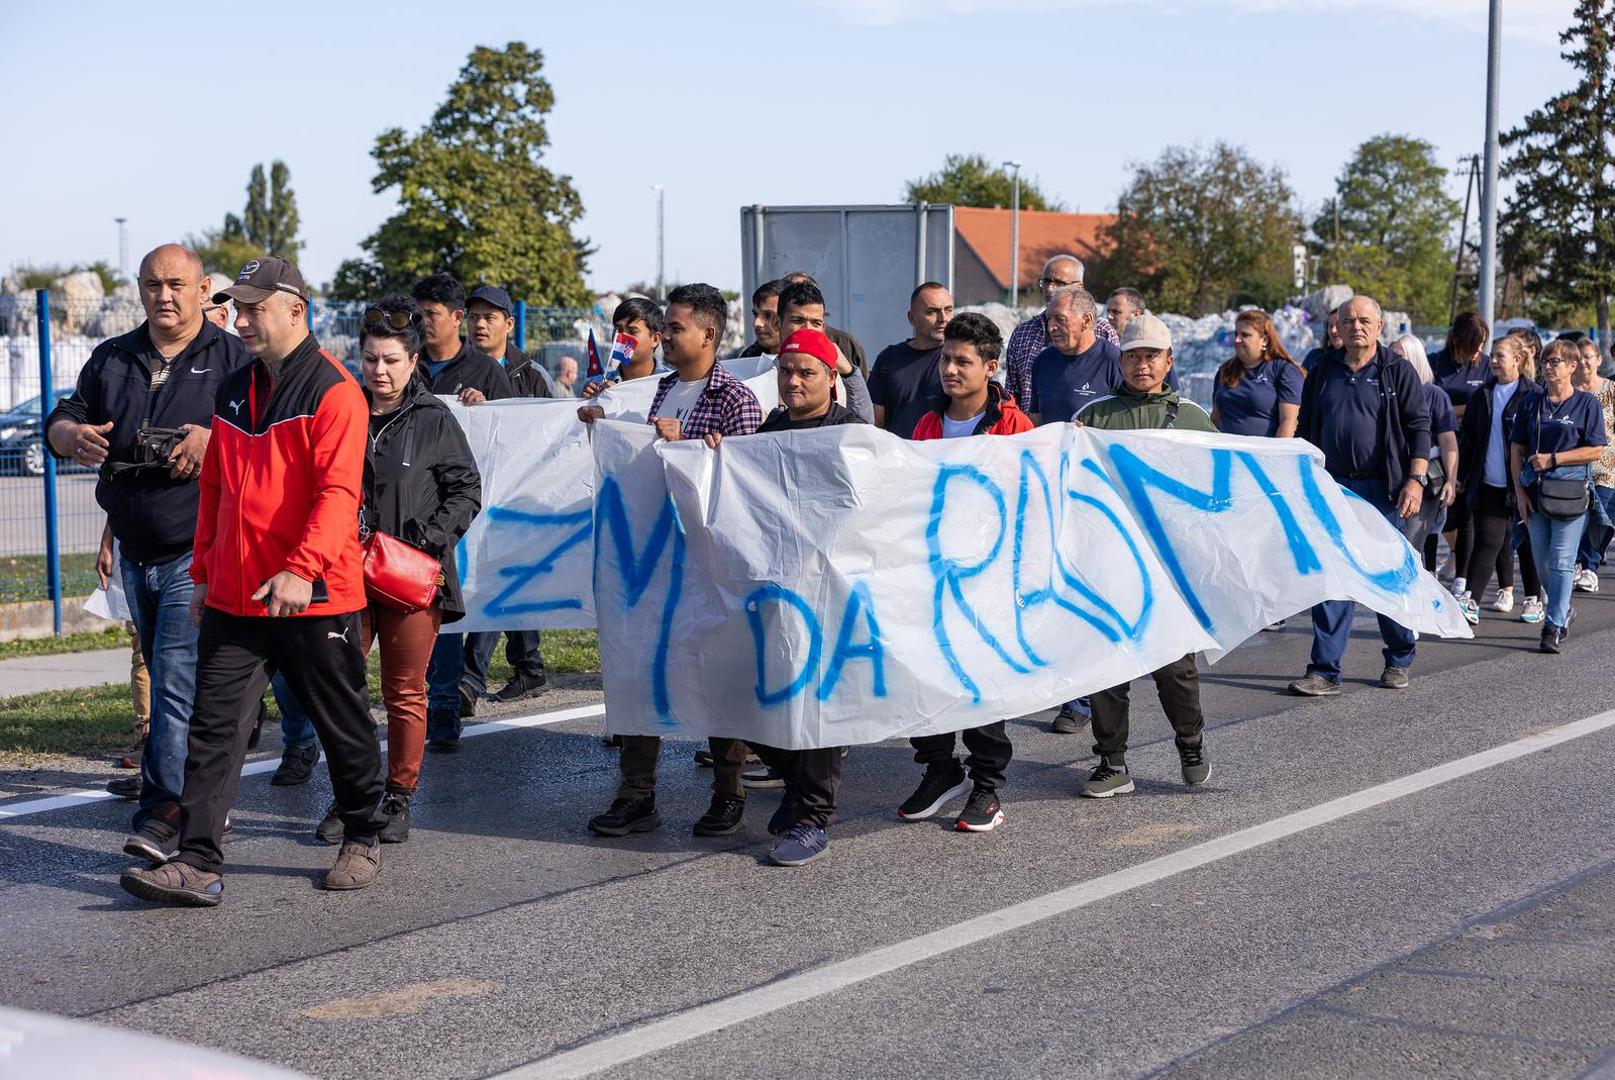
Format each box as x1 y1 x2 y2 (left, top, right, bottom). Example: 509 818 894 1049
213 257 309 305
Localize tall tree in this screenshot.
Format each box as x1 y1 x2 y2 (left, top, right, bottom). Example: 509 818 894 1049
222 161 303 263
330 42 591 305
1100 143 1301 315
904 153 1062 211
1310 135 1459 324
1500 0 1614 336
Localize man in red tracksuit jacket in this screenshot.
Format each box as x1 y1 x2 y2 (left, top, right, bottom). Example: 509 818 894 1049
121 258 385 907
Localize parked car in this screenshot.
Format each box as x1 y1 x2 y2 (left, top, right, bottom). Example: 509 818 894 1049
0 390 91 477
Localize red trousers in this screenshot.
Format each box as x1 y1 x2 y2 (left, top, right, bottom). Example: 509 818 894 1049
361 604 443 793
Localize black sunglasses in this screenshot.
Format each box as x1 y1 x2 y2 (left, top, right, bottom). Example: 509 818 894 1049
363 307 415 331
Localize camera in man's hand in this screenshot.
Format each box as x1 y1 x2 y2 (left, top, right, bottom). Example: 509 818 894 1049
106 426 188 479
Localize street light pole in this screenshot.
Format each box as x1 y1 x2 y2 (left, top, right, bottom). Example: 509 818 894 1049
653 184 665 301
1478 0 1502 331
1006 160 1023 308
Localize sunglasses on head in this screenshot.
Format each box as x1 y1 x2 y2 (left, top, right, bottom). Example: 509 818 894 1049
363 307 415 331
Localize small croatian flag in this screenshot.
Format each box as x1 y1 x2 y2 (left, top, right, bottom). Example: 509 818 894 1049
607 332 637 375
585 329 604 382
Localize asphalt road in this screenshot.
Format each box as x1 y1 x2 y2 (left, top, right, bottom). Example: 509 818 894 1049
0 472 103 556
1 577 1613 1080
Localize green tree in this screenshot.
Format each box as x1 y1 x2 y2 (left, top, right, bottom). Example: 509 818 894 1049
1310 135 1459 324
189 159 303 277
1100 143 1301 315
329 42 591 305
1500 0 1614 336
903 153 1062 211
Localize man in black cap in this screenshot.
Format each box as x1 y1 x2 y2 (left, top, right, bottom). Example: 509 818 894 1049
465 284 556 399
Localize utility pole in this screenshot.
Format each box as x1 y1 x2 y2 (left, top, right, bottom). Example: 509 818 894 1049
1005 161 1023 308
1478 0 1502 331
653 184 665 301
1450 155 1480 323
114 217 128 281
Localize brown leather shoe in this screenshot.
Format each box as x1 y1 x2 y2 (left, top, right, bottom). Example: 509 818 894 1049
120 861 223 907
323 839 381 891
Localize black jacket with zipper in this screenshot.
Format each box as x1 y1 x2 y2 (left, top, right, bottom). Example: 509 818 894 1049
363 378 482 622
501 344 556 398
1457 375 1541 509
46 319 251 564
1297 344 1432 495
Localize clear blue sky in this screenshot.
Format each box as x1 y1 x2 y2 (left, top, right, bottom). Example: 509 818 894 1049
0 0 1580 296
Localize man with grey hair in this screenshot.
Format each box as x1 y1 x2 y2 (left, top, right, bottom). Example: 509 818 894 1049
1004 254 1119 407
1289 295 1433 697
1025 284 1121 426
46 244 250 857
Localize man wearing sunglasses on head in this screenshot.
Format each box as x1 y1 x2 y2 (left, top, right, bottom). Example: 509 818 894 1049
1003 255 1120 410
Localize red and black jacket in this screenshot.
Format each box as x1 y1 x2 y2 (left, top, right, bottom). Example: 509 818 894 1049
910 382 1035 439
191 334 367 617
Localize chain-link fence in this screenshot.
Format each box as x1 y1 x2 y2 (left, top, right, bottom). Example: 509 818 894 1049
0 291 610 632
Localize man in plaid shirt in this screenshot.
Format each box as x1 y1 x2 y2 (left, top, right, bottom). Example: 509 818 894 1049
578 283 764 840
1005 254 1119 408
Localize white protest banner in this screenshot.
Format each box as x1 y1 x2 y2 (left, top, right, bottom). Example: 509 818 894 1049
450 359 780 633
591 421 1472 748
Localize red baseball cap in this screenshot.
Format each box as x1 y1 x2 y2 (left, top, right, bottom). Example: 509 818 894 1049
778 328 837 373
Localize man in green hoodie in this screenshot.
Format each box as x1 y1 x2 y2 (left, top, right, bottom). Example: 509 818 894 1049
1073 313 1214 798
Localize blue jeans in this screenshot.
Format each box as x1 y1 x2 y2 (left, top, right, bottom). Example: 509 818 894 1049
463 629 545 696
1306 476 1417 682
121 551 198 825
1576 485 1615 572
272 671 317 749
1528 510 1588 630
425 633 464 741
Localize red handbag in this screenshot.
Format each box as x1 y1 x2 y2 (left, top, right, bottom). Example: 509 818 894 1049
361 530 442 613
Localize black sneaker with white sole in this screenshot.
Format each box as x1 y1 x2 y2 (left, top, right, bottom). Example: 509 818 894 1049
1177 738 1210 785
1081 757 1134 798
897 763 971 820
954 786 1004 832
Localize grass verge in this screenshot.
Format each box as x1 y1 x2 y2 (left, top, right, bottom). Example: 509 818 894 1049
0 625 126 659
0 553 100 604
0 629 600 769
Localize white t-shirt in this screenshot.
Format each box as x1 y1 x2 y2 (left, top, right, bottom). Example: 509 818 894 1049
655 377 705 424
941 411 985 439
1484 379 1521 488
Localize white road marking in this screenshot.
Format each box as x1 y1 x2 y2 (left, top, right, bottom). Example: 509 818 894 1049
0 701 605 821
496 708 1615 1080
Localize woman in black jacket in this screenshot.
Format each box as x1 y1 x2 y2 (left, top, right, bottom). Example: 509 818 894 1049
1455 333 1541 625
317 296 481 844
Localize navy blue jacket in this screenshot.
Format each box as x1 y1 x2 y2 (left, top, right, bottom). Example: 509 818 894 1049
47 320 251 564
1457 375 1540 508
1296 344 1432 495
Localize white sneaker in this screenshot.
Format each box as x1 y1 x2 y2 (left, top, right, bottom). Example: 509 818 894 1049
1490 586 1515 613
1449 576 1468 599
1459 594 1480 626
1519 595 1545 624
1574 567 1599 593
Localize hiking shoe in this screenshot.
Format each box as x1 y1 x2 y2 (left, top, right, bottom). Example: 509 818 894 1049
120 861 222 907
768 791 799 836
1050 704 1089 735
767 823 829 866
1540 624 1565 654
1458 594 1480 625
587 798 661 837
122 818 178 864
692 794 746 836
495 671 548 702
1490 586 1515 613
270 742 319 786
378 792 411 843
1288 672 1341 697
1178 739 1211 786
741 763 785 789
1520 596 1545 624
954 786 1004 832
1380 665 1410 690
897 762 971 820
1081 757 1134 798
315 802 345 845
106 774 141 799
323 839 381 891
1575 567 1599 593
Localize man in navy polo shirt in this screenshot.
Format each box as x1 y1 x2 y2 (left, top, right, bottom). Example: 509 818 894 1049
1289 296 1433 696
1025 285 1121 426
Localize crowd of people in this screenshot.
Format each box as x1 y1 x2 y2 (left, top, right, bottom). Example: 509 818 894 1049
43 241 1610 902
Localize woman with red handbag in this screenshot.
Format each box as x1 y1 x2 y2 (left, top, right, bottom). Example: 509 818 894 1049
316 297 482 843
